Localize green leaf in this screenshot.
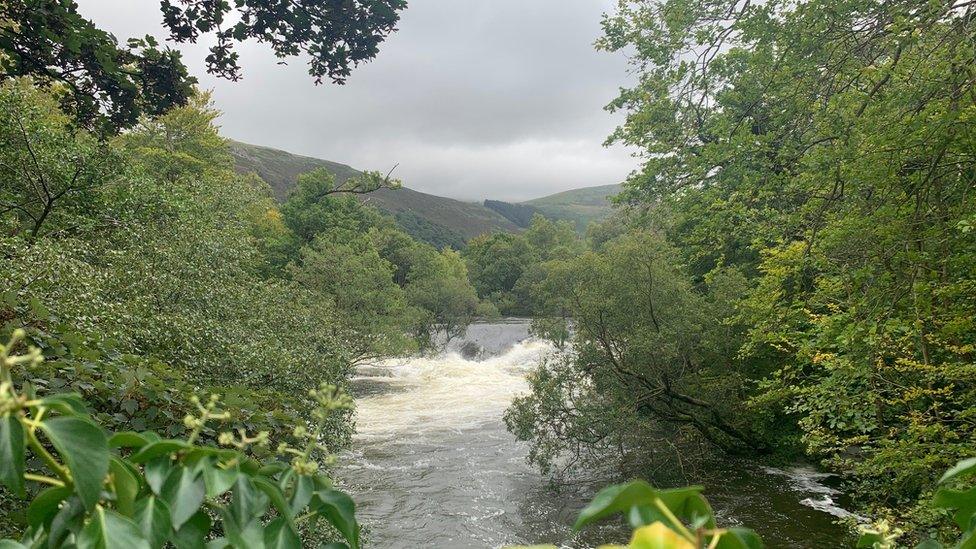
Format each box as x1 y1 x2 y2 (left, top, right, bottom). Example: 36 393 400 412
229 476 269 525
76 507 150 549
253 475 293 524
160 466 205 530
933 486 976 530
134 496 173 549
39 416 109 511
714 528 764 549
858 532 885 548
218 506 265 549
287 475 314 515
264 517 301 549
47 496 85 548
657 486 716 530
172 511 210 549
574 480 659 531
0 541 28 548
0 414 25 497
129 440 191 464
941 458 976 484
108 432 151 449
110 457 139 516
144 457 172 495
202 460 238 498
38 394 88 416
27 486 71 529
313 489 360 549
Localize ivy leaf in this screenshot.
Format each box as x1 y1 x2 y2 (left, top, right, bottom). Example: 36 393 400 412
135 496 173 549
110 457 139 516
47 496 85 548
940 458 976 485
313 489 360 549
26 486 71 529
130 440 191 464
252 475 293 524
0 414 25 497
202 460 238 498
264 517 301 549
573 480 659 531
108 432 151 449
160 466 206 530
39 416 109 511
933 486 976 530
38 394 88 416
144 457 172 495
657 486 716 530
714 528 764 549
172 511 210 549
76 507 151 549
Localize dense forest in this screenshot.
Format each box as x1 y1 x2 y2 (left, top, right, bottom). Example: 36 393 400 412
498 0 976 547
1 0 975 548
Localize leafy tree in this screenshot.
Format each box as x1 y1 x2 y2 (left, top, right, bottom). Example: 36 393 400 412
594 0 976 536
0 0 406 132
404 248 481 347
507 231 766 479
0 79 114 239
279 167 395 255
291 232 412 362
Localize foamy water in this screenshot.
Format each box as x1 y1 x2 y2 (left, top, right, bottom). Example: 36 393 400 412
340 320 856 548
354 338 554 436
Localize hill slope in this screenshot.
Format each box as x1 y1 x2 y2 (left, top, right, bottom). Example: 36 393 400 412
522 183 621 230
229 141 520 245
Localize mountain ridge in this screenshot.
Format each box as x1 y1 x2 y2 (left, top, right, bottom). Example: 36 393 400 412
228 140 619 243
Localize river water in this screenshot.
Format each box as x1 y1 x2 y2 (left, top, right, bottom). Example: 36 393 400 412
340 319 855 548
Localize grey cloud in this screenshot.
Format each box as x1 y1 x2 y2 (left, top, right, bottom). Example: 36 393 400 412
77 0 636 202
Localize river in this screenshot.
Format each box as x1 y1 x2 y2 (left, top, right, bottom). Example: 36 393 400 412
340 319 855 548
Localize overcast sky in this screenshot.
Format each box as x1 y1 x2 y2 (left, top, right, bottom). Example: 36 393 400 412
76 1 636 202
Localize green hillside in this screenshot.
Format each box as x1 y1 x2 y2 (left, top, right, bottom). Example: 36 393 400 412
522 183 621 230
229 141 520 246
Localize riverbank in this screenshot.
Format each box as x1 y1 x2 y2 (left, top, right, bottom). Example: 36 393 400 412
339 319 855 548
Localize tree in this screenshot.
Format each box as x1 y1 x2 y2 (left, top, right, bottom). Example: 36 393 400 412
598 0 976 535
0 79 113 239
404 248 481 347
0 0 406 132
508 231 764 477
291 233 412 362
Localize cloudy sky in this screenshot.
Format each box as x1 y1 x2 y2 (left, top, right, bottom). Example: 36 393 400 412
76 1 636 202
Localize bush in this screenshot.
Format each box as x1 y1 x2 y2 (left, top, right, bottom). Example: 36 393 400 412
0 331 361 548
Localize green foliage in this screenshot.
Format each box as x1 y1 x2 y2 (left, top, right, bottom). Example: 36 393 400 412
392 210 467 251
556 0 976 539
507 230 769 477
523 184 622 233
464 215 583 315
0 332 361 548
507 480 762 549
483 200 542 229
0 80 114 240
159 0 405 85
0 83 371 536
0 0 404 132
0 3 193 132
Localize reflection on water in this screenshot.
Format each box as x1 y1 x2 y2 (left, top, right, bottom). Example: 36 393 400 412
340 319 854 548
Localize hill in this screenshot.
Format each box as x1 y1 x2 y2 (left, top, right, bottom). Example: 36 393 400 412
522 183 621 230
229 141 520 247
